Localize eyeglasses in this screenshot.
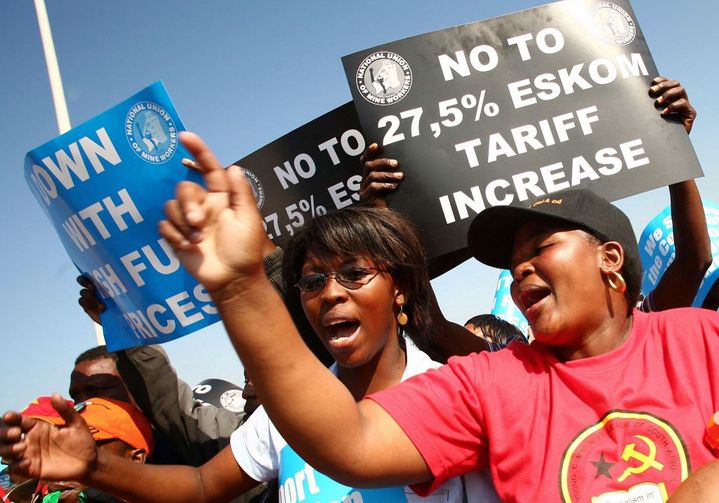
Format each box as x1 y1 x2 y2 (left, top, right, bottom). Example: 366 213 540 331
295 265 381 293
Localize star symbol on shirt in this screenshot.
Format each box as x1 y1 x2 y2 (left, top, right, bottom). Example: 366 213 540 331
591 453 615 479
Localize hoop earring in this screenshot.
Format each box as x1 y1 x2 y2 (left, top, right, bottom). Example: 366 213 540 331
397 305 409 326
606 270 627 294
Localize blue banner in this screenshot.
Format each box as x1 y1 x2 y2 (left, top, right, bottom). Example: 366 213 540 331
639 200 719 307
278 443 406 502
24 82 220 350
490 269 529 336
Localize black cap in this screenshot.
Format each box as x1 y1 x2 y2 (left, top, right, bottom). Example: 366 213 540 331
467 188 640 270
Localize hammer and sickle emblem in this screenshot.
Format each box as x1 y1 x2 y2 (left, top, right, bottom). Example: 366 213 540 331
617 435 664 482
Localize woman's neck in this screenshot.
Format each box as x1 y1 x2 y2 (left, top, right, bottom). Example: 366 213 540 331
336 338 407 401
556 312 634 362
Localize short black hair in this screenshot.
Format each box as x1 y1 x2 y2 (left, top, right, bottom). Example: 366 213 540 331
75 345 118 366
464 314 525 347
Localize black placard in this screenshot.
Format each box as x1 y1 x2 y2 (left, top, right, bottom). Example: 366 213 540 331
341 0 702 257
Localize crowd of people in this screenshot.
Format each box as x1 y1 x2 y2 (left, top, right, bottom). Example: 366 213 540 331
1 78 718 502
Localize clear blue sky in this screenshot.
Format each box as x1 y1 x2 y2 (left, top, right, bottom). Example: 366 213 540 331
1 0 717 411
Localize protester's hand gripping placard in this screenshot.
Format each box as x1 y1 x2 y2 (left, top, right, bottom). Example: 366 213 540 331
341 0 703 258
24 82 219 351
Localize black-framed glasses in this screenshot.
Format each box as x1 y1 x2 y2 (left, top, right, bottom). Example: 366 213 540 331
295 265 381 293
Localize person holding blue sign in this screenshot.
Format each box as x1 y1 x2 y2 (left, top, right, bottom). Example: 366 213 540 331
1 143 497 501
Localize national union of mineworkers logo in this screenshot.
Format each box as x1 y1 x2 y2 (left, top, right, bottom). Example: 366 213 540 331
355 51 412 106
125 101 178 164
240 167 265 209
591 2 637 46
559 410 689 502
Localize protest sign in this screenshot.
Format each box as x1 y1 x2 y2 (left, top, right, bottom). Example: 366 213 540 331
639 200 719 308
233 102 365 248
24 82 219 351
342 0 703 257
490 269 529 336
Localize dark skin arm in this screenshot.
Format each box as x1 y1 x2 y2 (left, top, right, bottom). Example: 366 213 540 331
426 288 490 362
668 458 719 502
646 77 711 310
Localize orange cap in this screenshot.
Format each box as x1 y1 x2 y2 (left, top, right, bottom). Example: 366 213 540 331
20 396 73 425
77 398 153 457
21 396 153 457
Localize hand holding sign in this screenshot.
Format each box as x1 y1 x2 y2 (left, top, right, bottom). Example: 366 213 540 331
358 142 404 208
648 77 696 133
160 132 269 296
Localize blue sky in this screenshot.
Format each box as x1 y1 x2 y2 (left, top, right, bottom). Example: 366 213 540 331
1 0 717 411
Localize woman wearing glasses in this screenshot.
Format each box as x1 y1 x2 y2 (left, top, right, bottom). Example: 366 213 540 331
1 134 497 502
230 205 496 502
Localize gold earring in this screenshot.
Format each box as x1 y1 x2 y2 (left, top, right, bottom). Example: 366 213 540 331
606 270 627 294
397 305 409 326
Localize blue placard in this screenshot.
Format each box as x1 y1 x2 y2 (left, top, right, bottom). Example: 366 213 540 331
24 82 220 350
278 443 407 502
490 269 529 336
639 200 719 307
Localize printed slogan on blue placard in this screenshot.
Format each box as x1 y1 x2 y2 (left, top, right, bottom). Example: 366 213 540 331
24 82 220 351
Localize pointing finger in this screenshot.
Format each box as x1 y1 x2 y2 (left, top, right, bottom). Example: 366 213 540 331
179 132 230 192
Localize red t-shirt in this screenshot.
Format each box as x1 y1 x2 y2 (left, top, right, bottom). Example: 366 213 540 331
369 309 719 502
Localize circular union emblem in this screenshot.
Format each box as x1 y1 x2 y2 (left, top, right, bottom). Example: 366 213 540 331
219 389 245 413
559 410 689 502
355 51 412 106
592 2 636 45
125 101 178 164
240 167 265 209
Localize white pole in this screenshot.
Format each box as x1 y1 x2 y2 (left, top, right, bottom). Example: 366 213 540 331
33 0 71 134
34 0 105 345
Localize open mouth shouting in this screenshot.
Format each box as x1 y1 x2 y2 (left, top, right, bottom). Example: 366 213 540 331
323 316 361 351
516 284 551 319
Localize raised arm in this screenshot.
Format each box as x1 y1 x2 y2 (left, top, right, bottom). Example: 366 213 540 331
644 77 711 310
158 132 430 486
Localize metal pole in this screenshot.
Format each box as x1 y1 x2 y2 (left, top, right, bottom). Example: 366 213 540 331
33 0 71 134
34 0 105 345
